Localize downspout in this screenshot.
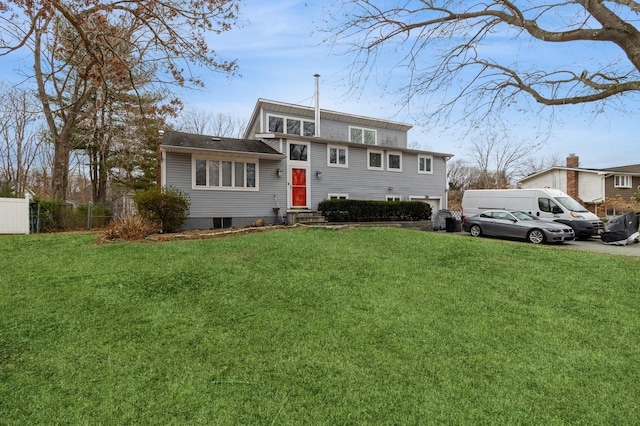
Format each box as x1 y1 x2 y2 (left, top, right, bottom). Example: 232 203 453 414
156 130 164 188
444 156 450 210
314 74 320 137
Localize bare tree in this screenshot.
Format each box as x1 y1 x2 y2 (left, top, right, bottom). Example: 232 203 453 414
466 128 543 188
174 107 247 138
519 154 563 179
447 159 480 192
0 85 46 196
0 0 240 200
324 1 640 129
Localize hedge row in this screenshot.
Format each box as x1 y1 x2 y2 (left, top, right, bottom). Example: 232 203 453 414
318 199 431 222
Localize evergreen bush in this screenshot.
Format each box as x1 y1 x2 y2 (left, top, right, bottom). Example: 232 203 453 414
133 186 190 233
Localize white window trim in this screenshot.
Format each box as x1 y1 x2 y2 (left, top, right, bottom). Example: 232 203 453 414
418 155 434 175
288 141 310 164
328 193 349 200
386 195 402 201
349 126 377 145
192 156 259 191
267 113 315 136
614 175 631 188
387 151 402 172
367 148 384 171
327 145 348 168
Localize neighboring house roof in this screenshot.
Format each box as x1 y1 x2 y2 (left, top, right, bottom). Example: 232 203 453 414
519 163 640 184
519 166 602 183
244 98 414 139
603 164 640 174
160 130 285 159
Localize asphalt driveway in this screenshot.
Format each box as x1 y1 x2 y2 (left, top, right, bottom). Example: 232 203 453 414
450 231 640 257
558 236 640 257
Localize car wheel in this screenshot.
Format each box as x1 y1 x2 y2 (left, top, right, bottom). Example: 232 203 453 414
469 224 482 237
527 229 545 244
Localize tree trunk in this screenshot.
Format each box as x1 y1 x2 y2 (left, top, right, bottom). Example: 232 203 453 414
51 134 71 201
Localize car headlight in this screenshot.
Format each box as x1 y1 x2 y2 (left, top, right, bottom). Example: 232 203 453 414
570 212 585 219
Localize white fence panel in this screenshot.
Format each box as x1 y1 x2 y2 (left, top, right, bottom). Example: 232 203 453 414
0 197 30 234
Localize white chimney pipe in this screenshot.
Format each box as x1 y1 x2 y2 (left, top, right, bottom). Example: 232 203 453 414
314 74 320 137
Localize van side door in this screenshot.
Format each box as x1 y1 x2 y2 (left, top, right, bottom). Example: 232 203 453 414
537 198 563 220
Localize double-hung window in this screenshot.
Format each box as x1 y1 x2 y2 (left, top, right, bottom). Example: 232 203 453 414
350 126 376 145
614 175 631 188
387 152 402 172
418 155 433 174
194 158 257 190
367 149 383 171
327 145 348 167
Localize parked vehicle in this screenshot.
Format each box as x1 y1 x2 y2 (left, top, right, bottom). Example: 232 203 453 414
462 210 575 244
461 188 603 239
601 212 640 246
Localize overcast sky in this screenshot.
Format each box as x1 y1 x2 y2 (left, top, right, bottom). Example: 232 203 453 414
3 0 638 170
176 0 638 170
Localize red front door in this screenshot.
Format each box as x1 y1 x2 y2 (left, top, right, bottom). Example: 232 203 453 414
291 168 307 208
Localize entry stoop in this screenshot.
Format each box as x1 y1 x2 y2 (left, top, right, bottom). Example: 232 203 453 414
288 211 328 226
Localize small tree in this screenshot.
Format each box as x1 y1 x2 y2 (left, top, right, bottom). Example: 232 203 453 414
134 187 190 233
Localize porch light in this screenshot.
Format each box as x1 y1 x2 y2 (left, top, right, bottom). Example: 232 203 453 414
276 168 283 178
388 187 393 191
316 171 322 179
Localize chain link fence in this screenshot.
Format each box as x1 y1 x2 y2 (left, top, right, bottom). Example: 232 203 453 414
29 196 135 233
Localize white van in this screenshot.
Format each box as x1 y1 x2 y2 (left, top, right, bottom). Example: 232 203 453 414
461 188 604 238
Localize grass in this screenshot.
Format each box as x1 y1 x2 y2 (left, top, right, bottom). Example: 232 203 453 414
1 227 639 424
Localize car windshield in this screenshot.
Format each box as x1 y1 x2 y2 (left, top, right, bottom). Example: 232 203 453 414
555 196 589 213
511 211 536 221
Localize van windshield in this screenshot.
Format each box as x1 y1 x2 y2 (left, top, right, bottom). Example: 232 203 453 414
554 196 589 213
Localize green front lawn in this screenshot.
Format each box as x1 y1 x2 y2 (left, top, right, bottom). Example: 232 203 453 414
1 228 639 424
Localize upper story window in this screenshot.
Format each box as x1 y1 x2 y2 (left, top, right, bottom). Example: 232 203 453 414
350 126 377 145
327 145 348 167
268 114 315 136
418 155 433 174
614 175 631 188
289 142 309 162
194 158 257 190
367 149 383 171
387 152 402 172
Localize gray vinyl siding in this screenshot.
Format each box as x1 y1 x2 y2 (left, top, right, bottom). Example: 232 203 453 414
260 109 407 148
318 120 407 148
306 143 446 210
164 152 287 228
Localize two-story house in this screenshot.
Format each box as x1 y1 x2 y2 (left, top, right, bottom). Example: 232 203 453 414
518 154 640 216
158 98 453 230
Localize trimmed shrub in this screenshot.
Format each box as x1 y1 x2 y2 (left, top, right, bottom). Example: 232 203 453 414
318 199 431 222
133 186 190 233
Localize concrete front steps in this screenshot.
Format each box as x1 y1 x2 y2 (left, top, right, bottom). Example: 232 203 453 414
288 211 328 226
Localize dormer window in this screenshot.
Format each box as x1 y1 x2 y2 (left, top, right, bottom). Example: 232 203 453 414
350 126 376 145
268 114 315 136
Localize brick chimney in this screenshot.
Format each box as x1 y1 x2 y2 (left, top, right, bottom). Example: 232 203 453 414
566 154 579 199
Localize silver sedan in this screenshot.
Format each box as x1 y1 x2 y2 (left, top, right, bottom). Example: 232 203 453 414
462 210 575 244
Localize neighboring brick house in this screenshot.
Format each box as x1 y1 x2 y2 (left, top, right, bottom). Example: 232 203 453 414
518 155 640 217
